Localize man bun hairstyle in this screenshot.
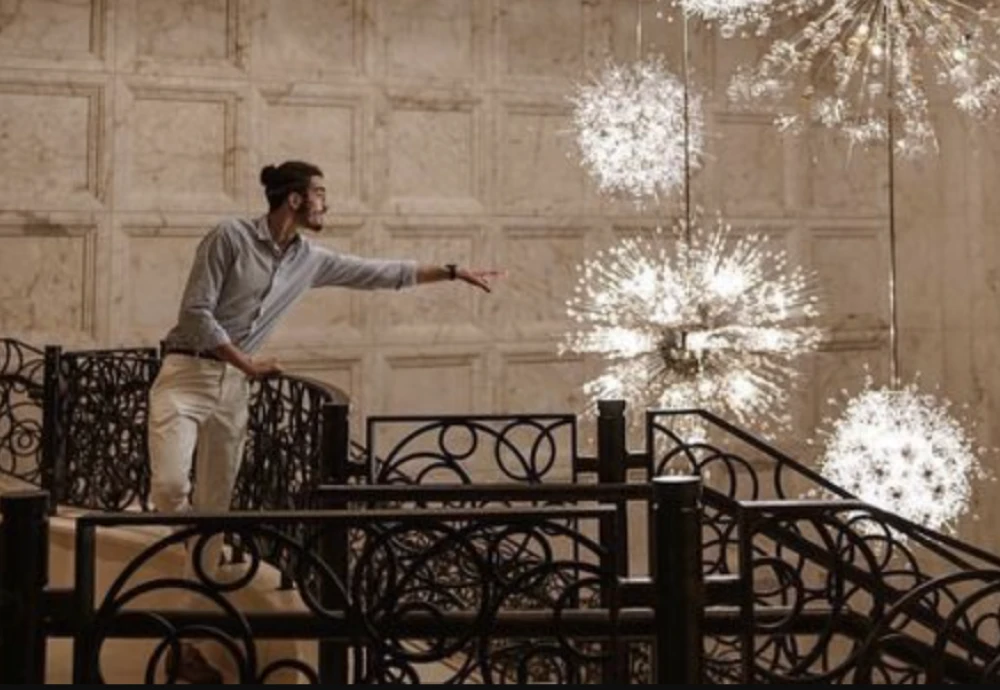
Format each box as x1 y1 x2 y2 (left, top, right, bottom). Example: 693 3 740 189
260 160 323 210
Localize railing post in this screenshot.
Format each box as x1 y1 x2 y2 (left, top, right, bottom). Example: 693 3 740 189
597 399 628 572
40 345 63 511
0 491 50 684
322 402 351 487
318 402 351 684
652 476 704 685
596 399 629 682
597 399 627 485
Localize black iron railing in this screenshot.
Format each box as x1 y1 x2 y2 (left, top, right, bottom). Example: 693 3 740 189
732 499 1000 684
644 407 1000 684
364 413 583 485
0 340 349 518
0 479 706 684
55 347 159 510
5 335 1000 684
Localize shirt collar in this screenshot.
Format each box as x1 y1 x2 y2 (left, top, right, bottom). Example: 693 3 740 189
253 215 303 251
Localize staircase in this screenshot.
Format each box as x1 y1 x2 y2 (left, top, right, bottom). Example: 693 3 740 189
3 338 1000 683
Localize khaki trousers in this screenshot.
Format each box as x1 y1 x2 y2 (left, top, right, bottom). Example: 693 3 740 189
147 353 250 579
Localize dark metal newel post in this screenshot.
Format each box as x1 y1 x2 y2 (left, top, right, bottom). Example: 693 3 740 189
0 491 50 684
596 399 630 681
597 399 627 485
653 476 704 685
596 398 628 567
318 402 351 684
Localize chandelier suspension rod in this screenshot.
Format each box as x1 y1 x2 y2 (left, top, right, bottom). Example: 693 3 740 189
636 0 643 60
682 11 694 241
885 4 901 386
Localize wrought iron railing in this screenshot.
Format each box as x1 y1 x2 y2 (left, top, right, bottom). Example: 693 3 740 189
643 407 1000 684
0 340 349 518
55 347 160 511
3 484 720 684
732 499 1000 684
364 413 583 485
6 336 1000 685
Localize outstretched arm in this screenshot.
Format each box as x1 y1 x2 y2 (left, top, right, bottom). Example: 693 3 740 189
313 248 502 293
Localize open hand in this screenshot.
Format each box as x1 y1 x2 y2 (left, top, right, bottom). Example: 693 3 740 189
458 268 506 293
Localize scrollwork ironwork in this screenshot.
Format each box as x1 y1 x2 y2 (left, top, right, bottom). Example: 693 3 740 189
0 339 47 486
76 507 618 685
317 485 613 684
366 416 579 486
738 501 1000 684
647 408 1000 684
58 349 159 511
230 373 349 583
234 373 341 515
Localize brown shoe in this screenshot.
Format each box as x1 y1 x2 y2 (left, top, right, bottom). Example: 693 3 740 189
165 642 223 684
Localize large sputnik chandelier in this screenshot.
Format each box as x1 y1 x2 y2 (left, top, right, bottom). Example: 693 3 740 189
561 215 823 436
569 56 705 203
816 374 989 536
680 0 1000 156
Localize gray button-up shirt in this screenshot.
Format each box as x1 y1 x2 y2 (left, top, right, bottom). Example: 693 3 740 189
163 216 417 354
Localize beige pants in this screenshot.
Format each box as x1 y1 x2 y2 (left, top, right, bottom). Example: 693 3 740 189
148 353 250 578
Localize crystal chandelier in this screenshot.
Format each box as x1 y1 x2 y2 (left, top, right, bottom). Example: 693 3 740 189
816 374 989 536
685 0 1000 156
569 56 704 203
561 215 823 437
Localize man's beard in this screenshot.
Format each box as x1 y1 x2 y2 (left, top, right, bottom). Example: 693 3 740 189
297 207 324 231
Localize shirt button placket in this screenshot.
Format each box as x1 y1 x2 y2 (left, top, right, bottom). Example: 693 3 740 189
253 253 281 332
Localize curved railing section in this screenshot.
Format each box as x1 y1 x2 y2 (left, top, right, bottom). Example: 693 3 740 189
230 372 348 580
0 339 351 518
351 416 597 683
232 372 347 513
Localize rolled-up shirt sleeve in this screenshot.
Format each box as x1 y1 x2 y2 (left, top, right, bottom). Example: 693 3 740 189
312 247 417 290
175 226 234 350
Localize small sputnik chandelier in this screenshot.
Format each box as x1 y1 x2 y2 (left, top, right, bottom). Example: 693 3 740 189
561 214 822 436
693 0 1000 156
569 56 705 203
817 375 991 536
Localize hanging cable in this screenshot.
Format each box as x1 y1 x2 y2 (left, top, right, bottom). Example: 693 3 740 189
681 10 693 242
885 5 901 386
636 0 643 61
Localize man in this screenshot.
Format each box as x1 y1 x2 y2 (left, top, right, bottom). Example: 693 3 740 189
149 160 498 682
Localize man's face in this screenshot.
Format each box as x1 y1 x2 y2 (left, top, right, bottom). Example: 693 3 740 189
294 176 327 231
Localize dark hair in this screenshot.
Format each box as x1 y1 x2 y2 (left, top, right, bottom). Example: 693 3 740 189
259 160 323 210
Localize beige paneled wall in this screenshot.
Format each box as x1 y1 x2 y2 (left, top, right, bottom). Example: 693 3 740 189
2 1 998 547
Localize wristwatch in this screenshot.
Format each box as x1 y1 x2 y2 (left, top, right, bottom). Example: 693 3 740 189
445 263 457 280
